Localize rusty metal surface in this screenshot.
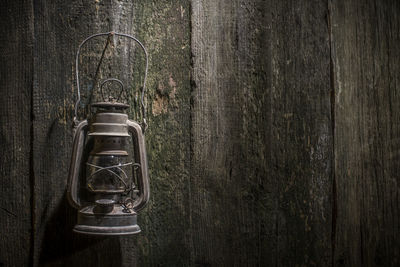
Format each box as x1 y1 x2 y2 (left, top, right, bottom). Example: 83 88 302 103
68 105 150 235
74 205 141 236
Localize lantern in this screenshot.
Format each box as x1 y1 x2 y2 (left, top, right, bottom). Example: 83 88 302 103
67 32 150 235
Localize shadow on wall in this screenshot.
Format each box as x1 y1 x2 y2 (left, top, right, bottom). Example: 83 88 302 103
38 192 123 266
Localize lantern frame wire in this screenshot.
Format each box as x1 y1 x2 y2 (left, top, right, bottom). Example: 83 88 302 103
86 161 134 191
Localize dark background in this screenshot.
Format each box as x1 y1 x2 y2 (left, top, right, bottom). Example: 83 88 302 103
1 0 399 266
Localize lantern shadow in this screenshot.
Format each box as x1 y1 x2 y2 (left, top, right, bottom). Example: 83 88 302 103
38 191 123 266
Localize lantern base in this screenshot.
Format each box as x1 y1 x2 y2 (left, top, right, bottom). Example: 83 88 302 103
74 205 141 236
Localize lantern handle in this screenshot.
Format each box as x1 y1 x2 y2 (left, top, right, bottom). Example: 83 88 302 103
100 78 124 102
74 31 149 131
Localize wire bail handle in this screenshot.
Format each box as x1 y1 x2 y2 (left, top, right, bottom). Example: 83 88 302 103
73 31 149 131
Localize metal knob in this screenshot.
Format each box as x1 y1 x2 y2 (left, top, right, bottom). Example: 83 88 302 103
94 199 115 213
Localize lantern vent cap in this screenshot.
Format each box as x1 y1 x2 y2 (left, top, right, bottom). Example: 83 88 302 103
92 102 129 110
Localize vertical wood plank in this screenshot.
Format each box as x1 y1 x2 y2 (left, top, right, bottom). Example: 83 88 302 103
0 1 33 266
32 1 139 266
331 0 400 266
269 2 333 265
132 1 193 266
191 0 332 266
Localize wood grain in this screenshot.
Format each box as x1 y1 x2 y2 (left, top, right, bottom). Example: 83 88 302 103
0 1 33 266
331 1 400 266
131 1 192 266
191 0 332 266
1 0 400 266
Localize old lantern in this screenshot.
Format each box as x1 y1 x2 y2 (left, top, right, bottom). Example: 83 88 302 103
67 32 150 235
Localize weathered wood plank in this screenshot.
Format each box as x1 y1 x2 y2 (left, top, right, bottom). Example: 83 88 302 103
0 1 33 266
331 1 400 266
268 2 333 265
132 1 193 266
191 0 332 266
32 1 139 266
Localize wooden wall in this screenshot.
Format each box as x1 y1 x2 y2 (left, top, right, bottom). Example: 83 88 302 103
0 0 398 266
